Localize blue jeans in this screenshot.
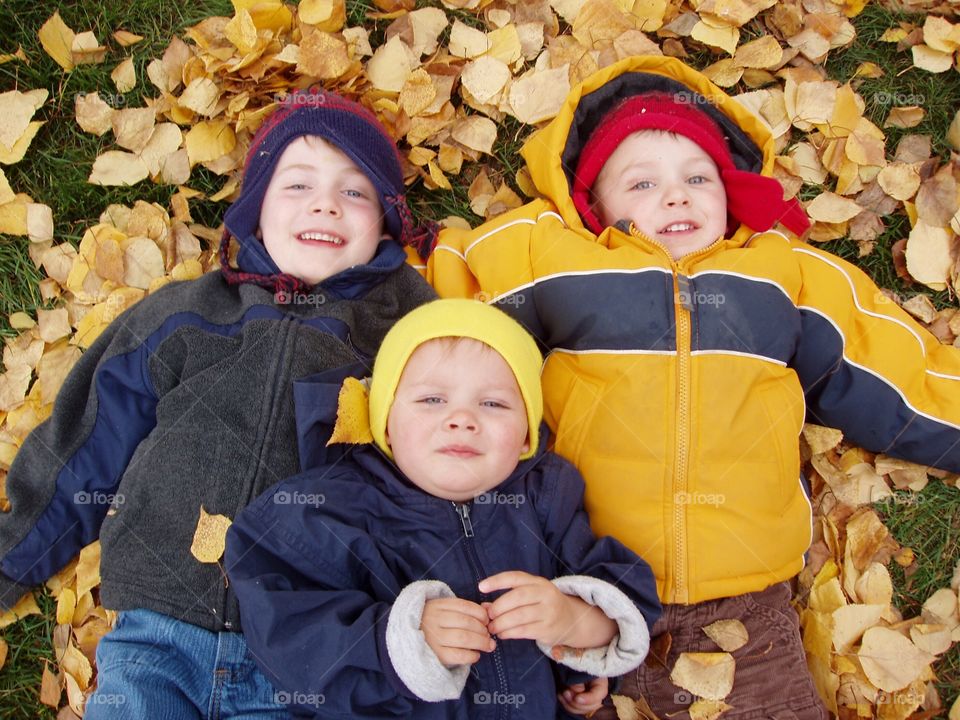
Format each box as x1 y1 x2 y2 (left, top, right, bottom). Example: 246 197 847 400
86 609 290 720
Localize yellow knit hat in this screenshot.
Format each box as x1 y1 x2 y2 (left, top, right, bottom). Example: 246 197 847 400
369 299 544 460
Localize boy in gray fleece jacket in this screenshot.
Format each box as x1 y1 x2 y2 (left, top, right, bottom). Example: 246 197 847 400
0 89 436 718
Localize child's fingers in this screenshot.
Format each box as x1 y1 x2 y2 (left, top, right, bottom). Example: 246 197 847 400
428 597 490 625
434 627 496 654
477 570 538 594
486 603 542 637
484 584 540 620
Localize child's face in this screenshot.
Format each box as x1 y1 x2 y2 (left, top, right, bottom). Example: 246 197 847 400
385 338 530 502
259 136 386 285
592 131 727 260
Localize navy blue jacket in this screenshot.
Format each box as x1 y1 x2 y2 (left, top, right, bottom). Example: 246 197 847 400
226 372 661 719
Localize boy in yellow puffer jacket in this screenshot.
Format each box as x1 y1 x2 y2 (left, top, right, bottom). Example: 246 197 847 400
422 56 960 717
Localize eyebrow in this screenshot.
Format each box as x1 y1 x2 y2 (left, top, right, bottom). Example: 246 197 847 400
274 163 368 178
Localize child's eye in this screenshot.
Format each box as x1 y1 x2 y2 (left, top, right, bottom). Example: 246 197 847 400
630 180 654 190
688 175 709 185
343 188 369 199
481 400 508 409
287 183 309 190
418 396 444 405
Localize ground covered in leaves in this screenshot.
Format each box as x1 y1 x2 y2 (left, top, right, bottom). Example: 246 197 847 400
1 0 960 718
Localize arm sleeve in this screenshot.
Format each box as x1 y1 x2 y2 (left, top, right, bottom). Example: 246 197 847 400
225 495 464 716
791 244 960 472
533 457 662 675
0 308 160 608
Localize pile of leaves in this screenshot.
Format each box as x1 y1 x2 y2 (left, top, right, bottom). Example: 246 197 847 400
1 0 959 717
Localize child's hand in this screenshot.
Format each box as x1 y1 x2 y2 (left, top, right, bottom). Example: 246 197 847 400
558 677 609 716
479 571 615 649
420 597 495 667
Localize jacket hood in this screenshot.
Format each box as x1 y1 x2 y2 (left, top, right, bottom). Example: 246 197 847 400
521 55 778 234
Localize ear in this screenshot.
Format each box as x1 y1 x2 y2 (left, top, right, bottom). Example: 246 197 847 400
521 434 530 455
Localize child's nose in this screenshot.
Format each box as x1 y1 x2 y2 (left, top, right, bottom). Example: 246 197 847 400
308 188 341 216
663 183 691 207
445 409 478 432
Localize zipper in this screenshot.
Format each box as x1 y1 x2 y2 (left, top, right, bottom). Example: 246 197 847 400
626 223 717 604
452 502 508 720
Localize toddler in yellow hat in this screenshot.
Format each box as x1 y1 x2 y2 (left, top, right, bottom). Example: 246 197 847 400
227 299 661 719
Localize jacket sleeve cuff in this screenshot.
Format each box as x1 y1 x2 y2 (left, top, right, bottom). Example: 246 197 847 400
0 575 32 612
385 580 470 702
537 575 650 677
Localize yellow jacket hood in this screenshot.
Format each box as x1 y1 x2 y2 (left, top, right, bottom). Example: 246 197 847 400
520 56 782 234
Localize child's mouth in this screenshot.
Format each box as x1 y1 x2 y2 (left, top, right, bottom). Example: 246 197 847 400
298 231 345 246
659 222 698 234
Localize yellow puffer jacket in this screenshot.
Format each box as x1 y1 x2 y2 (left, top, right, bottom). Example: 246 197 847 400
419 56 960 605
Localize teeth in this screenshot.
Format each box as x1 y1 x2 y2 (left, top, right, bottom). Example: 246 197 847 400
662 223 695 233
300 232 343 245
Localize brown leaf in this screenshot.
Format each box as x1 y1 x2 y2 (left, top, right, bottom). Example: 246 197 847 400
702 619 748 652
670 652 735 701
39 663 61 707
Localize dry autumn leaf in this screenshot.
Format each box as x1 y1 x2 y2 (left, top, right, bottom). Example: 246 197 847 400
858 626 935 692
189 506 233 563
702 619 748 652
670 652 735 701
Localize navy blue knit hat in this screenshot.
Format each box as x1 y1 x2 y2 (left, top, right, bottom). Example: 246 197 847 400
222 89 436 256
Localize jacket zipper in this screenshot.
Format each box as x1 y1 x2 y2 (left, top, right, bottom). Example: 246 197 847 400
627 223 718 604
453 502 508 720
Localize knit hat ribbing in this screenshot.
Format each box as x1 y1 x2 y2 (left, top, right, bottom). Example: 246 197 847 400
572 92 810 237
368 299 544 460
222 89 438 258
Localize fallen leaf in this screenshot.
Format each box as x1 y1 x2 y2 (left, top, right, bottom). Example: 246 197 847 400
189 506 232 563
806 192 863 223
75 93 115 136
39 663 61 707
905 222 954 291
451 116 498 155
702 619 749 652
38 11 75 71
689 699 733 720
111 57 136 93
859 626 935 692
89 151 149 186
670 652 735 701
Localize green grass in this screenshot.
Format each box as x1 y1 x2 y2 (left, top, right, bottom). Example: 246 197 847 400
874 480 960 708
0 592 57 720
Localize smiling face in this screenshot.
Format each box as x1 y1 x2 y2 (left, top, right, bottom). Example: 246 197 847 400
592 130 728 260
259 135 386 285
385 338 530 502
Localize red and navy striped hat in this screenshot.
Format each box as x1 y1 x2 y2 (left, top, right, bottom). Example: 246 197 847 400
223 89 435 255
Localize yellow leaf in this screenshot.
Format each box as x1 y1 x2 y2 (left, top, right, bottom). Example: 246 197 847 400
123 236 165 290
670 652 735 701
947 110 960 151
854 562 893 606
507 65 571 124
689 699 733 720
76 541 101 598
449 20 489 58
0 90 46 152
831 603 885 653
190 506 232 563
923 15 960 53
877 162 921 202
56 588 77 625
140 123 184 177
859 626 935 692
366 35 417 92
885 106 925 129
806 192 863 223
75 92 115 136
733 35 783 69
37 342 82 405
905 222 953 291
327 377 373 445
298 29 354 80
71 31 107 65
0 637 7 671
179 77 221 117
89 151 149 186
912 44 954 73
26 203 53 243
691 20 739 56
111 57 136 93
299 0 346 32
701 619 748 652
38 11 75 71
461 57 511 106
0 167 12 205
225 8 258 54
426 160 452 191
399 68 438 117
37 308 71 344
0 199 27 235
113 107 157 152
408 7 448 56
450 116 498 155
0 591 41 629
113 30 144 47
185 121 237 166
0 121 44 165
486 24 522 64
910 623 952 655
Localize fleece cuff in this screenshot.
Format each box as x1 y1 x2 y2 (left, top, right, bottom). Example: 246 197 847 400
385 580 470 702
537 575 650 677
